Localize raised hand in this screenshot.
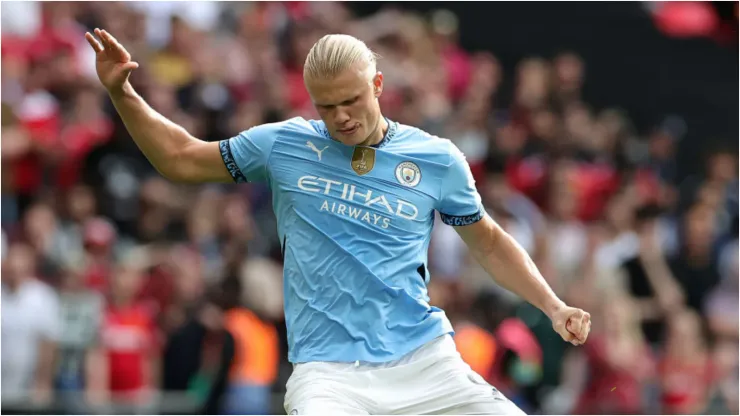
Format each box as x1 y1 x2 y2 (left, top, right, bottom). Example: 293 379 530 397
85 28 139 95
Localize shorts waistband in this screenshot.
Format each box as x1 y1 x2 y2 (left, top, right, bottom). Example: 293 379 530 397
292 334 456 372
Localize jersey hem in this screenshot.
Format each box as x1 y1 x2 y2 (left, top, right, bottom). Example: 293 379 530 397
287 326 455 364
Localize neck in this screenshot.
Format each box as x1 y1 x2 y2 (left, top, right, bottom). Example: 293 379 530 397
361 116 388 147
686 247 710 265
4 278 23 293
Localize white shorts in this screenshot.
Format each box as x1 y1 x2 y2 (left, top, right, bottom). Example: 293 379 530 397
284 335 525 415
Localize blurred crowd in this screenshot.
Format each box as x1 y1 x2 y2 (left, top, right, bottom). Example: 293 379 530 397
1 2 738 415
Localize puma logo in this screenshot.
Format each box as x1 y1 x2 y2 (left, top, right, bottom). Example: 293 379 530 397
306 141 329 161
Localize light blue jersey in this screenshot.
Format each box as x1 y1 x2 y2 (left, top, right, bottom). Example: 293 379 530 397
219 117 484 363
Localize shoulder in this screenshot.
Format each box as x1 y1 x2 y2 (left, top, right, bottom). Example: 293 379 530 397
392 123 460 166
237 117 318 138
269 117 323 135
27 279 59 304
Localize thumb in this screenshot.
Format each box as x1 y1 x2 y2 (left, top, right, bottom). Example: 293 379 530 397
560 326 575 343
566 318 580 338
122 61 139 73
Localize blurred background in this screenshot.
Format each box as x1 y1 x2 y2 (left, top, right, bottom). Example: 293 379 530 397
1 1 738 415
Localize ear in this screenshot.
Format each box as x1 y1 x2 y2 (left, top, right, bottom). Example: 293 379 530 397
373 72 384 98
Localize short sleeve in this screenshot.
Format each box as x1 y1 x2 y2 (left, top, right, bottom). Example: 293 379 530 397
219 122 280 183
437 143 484 226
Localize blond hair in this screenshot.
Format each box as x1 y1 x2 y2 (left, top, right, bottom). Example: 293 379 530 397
303 34 380 81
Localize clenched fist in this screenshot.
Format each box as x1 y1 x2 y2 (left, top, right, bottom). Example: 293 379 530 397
551 305 591 346
85 28 139 96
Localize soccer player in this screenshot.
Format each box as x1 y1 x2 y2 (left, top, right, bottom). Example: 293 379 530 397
86 29 591 415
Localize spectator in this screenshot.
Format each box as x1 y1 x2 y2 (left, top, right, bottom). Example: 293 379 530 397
55 265 108 409
1 242 60 404
101 249 159 402
551 52 584 109
80 216 118 293
545 173 588 295
487 318 544 413
669 204 721 313
573 294 654 414
162 287 235 415
222 258 282 415
21 201 67 281
160 244 205 334
704 239 739 343
620 204 685 345
658 309 714 415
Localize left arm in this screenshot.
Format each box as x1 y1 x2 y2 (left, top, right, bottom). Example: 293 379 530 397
456 214 591 345
437 141 590 345
456 215 562 319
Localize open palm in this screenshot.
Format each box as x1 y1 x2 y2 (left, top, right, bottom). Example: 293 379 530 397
85 28 139 94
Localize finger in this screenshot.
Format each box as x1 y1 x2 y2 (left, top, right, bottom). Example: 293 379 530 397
94 28 105 44
100 29 118 53
579 313 591 339
100 29 112 43
102 30 130 60
566 315 583 338
122 61 140 72
101 30 120 48
95 28 111 51
582 319 592 342
568 315 584 340
559 327 575 343
579 313 591 340
85 32 104 53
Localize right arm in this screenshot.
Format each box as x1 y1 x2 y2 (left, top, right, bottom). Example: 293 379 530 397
637 227 685 314
84 346 110 406
85 29 232 183
109 84 231 183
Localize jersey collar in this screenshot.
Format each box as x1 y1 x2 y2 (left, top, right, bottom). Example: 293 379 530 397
321 117 398 149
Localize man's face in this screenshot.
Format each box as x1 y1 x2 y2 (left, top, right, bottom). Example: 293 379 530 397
305 63 383 146
111 266 144 302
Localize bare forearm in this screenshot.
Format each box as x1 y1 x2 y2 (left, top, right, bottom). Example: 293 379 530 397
457 216 591 344
85 348 109 395
109 83 201 180
635 298 662 320
146 357 161 389
471 227 564 318
640 254 685 311
33 341 56 393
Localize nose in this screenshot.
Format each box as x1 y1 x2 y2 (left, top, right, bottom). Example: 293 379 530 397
334 108 351 126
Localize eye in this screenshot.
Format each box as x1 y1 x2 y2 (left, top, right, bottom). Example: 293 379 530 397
341 96 359 106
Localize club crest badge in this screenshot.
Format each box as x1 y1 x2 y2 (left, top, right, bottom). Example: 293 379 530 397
395 161 421 187
351 147 376 175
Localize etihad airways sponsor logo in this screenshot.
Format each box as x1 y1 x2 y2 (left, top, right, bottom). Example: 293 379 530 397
297 175 420 228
